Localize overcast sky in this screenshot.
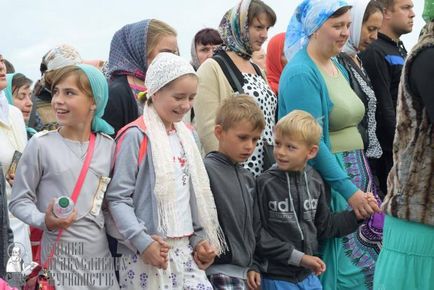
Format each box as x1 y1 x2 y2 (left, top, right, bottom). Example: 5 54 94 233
3 0 425 81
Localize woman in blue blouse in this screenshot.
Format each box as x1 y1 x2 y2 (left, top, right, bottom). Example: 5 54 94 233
279 1 383 289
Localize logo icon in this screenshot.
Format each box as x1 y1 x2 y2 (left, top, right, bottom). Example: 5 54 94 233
6 242 25 273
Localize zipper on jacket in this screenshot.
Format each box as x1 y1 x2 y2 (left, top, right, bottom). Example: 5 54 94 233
234 164 250 248
286 173 304 241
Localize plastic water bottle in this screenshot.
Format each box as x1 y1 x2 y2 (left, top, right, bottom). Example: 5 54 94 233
53 196 74 218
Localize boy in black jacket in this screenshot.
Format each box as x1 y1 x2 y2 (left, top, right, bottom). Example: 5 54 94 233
256 110 376 290
204 95 265 290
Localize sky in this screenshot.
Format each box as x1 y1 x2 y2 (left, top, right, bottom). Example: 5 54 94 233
2 0 425 82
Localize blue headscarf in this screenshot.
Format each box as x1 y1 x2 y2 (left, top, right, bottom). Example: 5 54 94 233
284 0 350 61
77 64 114 135
4 73 15 105
107 19 150 80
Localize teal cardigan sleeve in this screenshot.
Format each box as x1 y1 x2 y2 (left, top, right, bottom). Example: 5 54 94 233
278 65 358 200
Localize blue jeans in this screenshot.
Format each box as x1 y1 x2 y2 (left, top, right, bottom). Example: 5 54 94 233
262 274 322 290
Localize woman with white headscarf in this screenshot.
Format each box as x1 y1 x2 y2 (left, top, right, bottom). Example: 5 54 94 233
337 0 385 197
279 1 383 289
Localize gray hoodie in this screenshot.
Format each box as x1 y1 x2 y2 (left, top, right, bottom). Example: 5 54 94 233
105 127 207 255
204 151 257 279
255 165 360 283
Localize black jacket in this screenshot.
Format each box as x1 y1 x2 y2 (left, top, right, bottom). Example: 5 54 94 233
204 152 257 269
255 165 360 283
103 75 139 136
359 33 407 153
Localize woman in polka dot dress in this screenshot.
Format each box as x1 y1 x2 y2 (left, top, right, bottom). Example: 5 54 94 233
194 0 278 176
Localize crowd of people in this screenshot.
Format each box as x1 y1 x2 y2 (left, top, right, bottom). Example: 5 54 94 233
0 0 433 289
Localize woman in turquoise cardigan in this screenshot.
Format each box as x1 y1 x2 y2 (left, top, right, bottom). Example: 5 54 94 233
279 1 383 289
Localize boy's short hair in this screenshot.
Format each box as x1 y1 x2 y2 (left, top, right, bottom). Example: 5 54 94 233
275 110 322 146
215 94 265 131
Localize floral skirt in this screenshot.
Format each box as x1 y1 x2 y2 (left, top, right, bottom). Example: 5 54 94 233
320 150 384 290
119 237 212 290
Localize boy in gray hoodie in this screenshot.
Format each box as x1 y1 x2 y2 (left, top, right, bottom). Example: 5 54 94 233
204 95 265 290
256 110 376 290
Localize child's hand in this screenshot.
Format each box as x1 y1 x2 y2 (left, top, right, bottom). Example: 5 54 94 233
141 235 170 270
151 235 170 261
45 200 77 231
348 190 380 219
5 173 15 187
193 240 216 270
247 270 261 290
300 254 326 275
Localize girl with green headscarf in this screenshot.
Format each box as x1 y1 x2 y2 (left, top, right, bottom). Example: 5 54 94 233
9 64 119 290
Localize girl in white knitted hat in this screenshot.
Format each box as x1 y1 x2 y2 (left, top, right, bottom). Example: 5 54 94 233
106 52 226 290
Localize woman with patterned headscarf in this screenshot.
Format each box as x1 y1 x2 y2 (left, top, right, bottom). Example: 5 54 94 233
279 1 383 289
194 0 277 177
336 0 385 197
103 19 178 135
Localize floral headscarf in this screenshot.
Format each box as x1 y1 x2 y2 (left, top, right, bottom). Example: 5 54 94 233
343 0 370 56
219 0 253 59
44 44 82 72
107 19 150 80
285 0 350 61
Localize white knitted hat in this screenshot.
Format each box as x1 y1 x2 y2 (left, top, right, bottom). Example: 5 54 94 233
145 52 196 97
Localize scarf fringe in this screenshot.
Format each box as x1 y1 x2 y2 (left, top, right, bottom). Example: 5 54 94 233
144 105 227 255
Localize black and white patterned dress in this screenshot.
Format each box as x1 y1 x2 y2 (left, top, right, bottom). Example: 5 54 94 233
241 73 277 176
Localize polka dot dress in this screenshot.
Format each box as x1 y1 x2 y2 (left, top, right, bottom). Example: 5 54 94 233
241 73 277 176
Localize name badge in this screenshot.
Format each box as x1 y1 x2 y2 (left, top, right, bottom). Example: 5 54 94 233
91 176 111 216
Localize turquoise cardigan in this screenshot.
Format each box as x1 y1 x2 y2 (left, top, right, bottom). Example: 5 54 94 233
278 47 358 200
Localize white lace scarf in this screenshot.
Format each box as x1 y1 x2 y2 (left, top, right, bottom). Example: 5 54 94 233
143 104 226 254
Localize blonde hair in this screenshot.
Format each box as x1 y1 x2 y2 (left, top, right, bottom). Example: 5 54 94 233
147 19 177 59
215 94 265 131
275 110 322 146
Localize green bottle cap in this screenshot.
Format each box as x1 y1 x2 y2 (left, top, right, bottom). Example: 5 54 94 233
58 197 70 208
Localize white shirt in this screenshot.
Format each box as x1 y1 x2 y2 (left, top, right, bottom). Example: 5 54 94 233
166 129 194 237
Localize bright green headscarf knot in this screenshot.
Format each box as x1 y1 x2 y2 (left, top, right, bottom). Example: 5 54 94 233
4 73 16 105
423 0 434 22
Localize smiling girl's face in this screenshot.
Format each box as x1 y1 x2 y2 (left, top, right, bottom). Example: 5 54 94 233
152 74 198 130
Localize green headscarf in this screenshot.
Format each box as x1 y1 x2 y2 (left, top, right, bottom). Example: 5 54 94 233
423 0 434 22
4 73 15 105
77 64 114 135
4 73 37 136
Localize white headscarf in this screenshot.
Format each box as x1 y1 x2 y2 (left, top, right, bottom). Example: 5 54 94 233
343 0 370 56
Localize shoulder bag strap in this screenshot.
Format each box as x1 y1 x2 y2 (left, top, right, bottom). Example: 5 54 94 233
42 133 96 269
213 52 245 94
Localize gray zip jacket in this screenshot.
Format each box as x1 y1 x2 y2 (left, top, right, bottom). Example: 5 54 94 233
255 165 360 283
204 151 257 279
